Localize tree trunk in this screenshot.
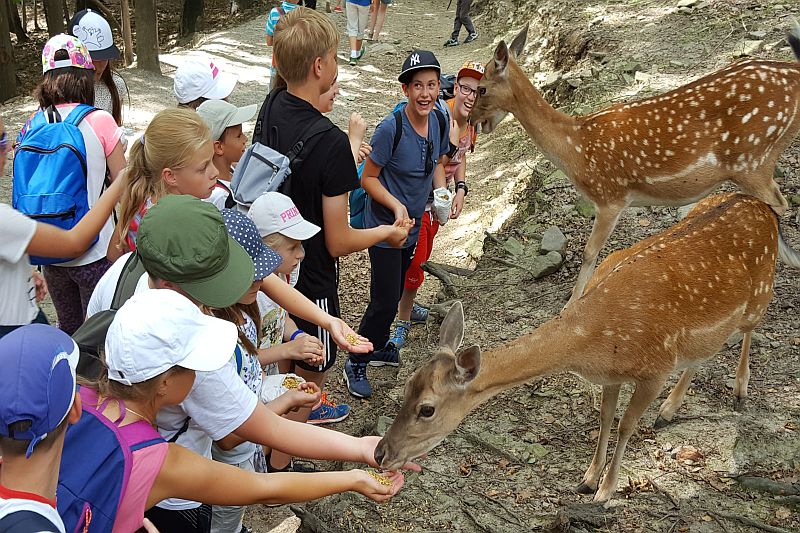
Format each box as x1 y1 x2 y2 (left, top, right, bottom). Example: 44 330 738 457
0 0 18 102
120 0 133 66
43 0 65 35
22 0 28 30
34 0 42 31
230 0 253 15
62 0 69 26
7 0 30 41
180 0 203 37
134 0 160 73
74 0 121 32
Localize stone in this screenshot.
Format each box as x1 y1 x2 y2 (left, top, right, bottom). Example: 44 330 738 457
677 203 696 220
732 40 764 58
677 6 692 14
376 415 394 436
529 251 563 279
620 61 643 74
676 0 698 6
540 226 567 255
748 30 767 39
546 169 569 184
788 194 800 207
634 71 651 83
575 198 596 218
503 236 525 257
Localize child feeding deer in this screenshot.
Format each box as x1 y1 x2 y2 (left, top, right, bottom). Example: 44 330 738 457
375 193 800 502
468 23 800 305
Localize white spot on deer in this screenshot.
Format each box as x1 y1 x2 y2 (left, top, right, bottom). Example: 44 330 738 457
566 136 573 145
758 85 765 93
575 146 582 153
768 100 774 108
721 131 729 141
742 112 752 124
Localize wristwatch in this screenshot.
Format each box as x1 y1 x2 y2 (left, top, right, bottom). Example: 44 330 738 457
446 141 459 159
455 181 468 196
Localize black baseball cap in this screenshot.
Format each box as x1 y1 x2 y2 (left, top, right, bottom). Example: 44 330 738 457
398 50 441 84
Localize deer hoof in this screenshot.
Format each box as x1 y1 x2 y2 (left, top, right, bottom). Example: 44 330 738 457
653 415 672 429
574 482 595 495
733 397 748 412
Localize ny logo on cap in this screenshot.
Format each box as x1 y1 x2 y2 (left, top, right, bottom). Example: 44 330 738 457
410 53 420 66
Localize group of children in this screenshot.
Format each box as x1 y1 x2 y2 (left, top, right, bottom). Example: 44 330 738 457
0 4 484 533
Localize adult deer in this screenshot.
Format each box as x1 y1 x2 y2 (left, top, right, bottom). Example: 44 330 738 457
470 24 800 305
374 193 800 502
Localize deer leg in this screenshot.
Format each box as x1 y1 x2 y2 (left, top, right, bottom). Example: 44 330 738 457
594 379 664 502
733 331 752 412
567 204 625 306
654 367 697 428
576 384 621 494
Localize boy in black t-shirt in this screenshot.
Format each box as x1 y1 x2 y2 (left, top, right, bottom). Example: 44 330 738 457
257 6 411 471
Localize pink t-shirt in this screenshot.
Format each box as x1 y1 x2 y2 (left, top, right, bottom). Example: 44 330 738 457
113 443 168 533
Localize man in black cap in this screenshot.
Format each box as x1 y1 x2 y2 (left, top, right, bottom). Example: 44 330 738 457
344 50 454 398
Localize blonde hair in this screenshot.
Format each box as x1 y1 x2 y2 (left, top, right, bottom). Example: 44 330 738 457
274 7 338 85
262 232 296 250
118 108 212 249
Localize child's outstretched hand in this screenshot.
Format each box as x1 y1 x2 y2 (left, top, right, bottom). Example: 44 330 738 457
270 384 321 414
284 334 324 366
385 218 412 248
348 112 367 145
327 318 373 353
356 142 372 164
352 469 405 502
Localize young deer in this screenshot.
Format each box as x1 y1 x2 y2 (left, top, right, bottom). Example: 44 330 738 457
374 193 800 502
469 24 800 305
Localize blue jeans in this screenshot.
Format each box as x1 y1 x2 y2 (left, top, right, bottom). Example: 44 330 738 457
0 309 50 340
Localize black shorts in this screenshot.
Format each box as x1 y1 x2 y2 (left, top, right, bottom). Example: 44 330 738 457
290 292 340 373
143 504 211 533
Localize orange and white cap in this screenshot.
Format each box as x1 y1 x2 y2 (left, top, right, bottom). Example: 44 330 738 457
457 61 485 81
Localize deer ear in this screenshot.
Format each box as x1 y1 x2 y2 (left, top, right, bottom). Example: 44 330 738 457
493 40 510 73
509 24 529 58
438 300 465 352
454 345 481 385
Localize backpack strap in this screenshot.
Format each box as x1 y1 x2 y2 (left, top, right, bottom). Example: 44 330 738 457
0 510 61 532
62 103 97 127
284 115 335 163
214 180 236 209
167 417 191 443
110 253 145 311
234 345 244 376
390 106 448 157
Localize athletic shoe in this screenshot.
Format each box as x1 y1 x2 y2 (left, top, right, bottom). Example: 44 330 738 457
325 1 331 12
307 393 350 425
344 358 372 398
388 320 410 349
369 342 400 367
444 38 459 47
334 4 343 12
410 302 429 324
464 32 479 44
357 44 366 59
349 56 358 66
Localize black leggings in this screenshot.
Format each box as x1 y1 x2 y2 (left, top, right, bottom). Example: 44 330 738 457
451 0 475 39
144 504 212 533
353 245 415 362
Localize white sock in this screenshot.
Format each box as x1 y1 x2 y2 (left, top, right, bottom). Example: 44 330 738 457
350 50 358 58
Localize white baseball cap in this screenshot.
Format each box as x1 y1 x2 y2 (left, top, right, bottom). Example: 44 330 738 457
173 58 238 104
105 289 238 386
197 100 257 140
68 9 120 61
248 192 320 241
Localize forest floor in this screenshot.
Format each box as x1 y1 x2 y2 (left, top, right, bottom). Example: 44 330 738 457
2 0 800 532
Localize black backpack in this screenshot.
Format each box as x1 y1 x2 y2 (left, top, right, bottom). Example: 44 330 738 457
72 253 146 379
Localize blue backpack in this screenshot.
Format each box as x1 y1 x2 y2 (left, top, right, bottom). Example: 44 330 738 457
348 100 450 229
13 104 98 265
57 387 165 533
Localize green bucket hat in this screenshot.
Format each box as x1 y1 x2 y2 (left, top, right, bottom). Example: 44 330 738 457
136 195 255 308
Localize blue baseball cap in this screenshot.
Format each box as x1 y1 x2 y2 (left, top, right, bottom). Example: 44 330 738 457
0 324 79 458
221 208 283 282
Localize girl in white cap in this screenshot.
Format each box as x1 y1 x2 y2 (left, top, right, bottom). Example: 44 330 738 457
73 289 404 533
68 9 129 126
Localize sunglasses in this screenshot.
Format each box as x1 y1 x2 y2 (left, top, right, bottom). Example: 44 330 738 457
456 83 478 98
424 139 434 176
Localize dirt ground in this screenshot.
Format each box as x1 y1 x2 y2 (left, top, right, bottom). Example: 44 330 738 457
2 0 799 531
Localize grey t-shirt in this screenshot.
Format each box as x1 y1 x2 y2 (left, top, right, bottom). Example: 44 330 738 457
364 106 449 248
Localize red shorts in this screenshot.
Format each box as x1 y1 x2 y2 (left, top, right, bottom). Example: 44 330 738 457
404 211 440 290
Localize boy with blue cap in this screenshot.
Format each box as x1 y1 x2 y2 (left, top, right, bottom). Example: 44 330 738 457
0 324 82 533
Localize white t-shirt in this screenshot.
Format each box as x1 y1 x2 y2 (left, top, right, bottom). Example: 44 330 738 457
0 490 65 533
204 179 233 211
85 253 259 511
0 204 39 326
258 267 299 376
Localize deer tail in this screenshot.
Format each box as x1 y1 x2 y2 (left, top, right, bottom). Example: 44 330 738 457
789 18 800 61
778 223 800 269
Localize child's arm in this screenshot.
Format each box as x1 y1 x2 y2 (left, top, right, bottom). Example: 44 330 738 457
148 443 404 508
323 193 410 255
26 173 125 258
348 112 367 162
229 401 422 471
451 157 467 219
257 335 324 367
260 275 372 353
361 157 409 224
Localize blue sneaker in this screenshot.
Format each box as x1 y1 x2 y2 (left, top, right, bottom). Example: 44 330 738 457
307 393 350 424
369 342 400 367
344 359 372 398
388 320 410 349
410 303 429 324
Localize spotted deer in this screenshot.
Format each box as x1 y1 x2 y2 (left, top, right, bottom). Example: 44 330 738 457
470 24 800 305
374 193 800 502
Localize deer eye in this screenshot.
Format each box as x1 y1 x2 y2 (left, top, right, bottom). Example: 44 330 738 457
478 87 486 97
419 405 435 418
